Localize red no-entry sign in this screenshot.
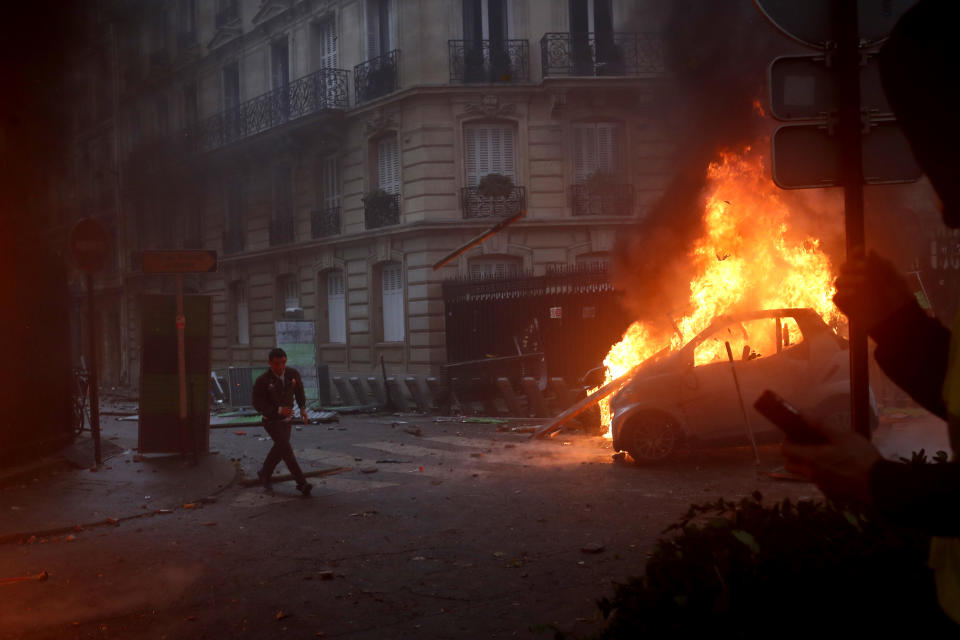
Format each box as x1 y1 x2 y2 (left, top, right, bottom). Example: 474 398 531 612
69 218 111 274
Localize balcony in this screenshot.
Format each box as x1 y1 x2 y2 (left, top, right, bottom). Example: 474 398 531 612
311 207 341 238
354 50 400 105
189 68 348 152
363 193 400 230
571 182 634 216
269 216 294 246
540 33 665 77
460 186 525 219
448 39 529 84
223 226 244 255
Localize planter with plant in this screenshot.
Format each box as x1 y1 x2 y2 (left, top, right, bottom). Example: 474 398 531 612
363 188 399 227
477 173 515 199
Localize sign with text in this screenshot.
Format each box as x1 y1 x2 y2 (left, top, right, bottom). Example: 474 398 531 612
141 250 218 274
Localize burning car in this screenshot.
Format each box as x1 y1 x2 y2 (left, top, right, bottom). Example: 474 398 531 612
609 308 876 462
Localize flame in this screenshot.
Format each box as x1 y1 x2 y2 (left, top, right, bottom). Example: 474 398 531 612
596 147 843 435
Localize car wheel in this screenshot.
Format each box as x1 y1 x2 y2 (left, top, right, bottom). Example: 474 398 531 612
624 411 681 462
815 395 878 433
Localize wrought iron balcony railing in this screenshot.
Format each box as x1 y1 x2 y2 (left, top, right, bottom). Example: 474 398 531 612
448 39 529 84
354 50 400 104
189 68 348 152
571 182 634 216
269 216 295 246
363 193 401 230
223 226 245 255
311 207 341 238
460 186 526 219
540 33 665 77
215 0 239 27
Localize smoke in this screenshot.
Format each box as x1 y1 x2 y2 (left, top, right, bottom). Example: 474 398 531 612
613 1 808 326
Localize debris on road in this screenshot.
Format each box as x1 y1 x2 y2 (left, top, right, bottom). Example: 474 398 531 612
360 467 379 474
157 509 173 515
375 459 411 464
276 610 290 620
581 543 605 554
0 570 48 585
403 426 423 437
234 431 247 436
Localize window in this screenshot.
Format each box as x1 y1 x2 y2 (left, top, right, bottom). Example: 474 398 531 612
319 155 340 210
222 62 240 111
381 262 404 342
231 281 250 345
225 176 242 230
278 274 301 316
183 84 198 129
463 0 509 42
326 270 346 344
365 0 393 59
178 0 197 41
464 124 516 186
157 95 169 136
569 0 612 34
312 16 338 70
572 122 622 182
271 38 290 91
468 256 522 279
376 135 400 194
273 163 293 221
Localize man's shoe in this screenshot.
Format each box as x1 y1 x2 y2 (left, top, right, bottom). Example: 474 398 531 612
296 482 313 497
257 469 273 492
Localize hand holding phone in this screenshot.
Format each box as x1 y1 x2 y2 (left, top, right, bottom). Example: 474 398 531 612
754 390 827 445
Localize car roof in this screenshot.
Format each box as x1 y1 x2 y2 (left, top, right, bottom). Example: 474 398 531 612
689 308 827 347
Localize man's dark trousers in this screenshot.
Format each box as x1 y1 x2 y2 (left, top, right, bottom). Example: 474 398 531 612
261 419 307 485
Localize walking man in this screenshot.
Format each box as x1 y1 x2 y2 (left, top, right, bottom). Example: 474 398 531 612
252 348 312 496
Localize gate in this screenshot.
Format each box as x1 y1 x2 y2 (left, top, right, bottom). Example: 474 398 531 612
442 264 631 383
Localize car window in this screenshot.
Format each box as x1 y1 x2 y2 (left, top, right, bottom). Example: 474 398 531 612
693 316 806 366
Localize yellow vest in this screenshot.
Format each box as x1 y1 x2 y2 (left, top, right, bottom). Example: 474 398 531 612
932 308 960 623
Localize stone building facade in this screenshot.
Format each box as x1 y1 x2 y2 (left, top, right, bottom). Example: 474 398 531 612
70 0 674 389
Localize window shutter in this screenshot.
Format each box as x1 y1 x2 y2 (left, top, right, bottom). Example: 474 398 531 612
377 136 400 194
464 124 515 185
596 123 620 174
322 156 340 209
236 282 250 345
320 17 337 69
381 262 404 342
326 270 346 343
366 0 380 59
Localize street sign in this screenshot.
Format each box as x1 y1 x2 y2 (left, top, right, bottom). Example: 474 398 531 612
772 119 921 188
769 53 890 120
754 0 918 49
69 218 111 274
141 250 218 274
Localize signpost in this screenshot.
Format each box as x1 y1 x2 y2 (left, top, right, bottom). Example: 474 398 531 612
141 250 218 456
756 0 919 439
69 218 110 466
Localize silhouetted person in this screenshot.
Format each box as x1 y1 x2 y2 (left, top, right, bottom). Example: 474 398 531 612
782 0 960 624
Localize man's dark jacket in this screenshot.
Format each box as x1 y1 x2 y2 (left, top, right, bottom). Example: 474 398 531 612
869 300 960 535
252 368 306 423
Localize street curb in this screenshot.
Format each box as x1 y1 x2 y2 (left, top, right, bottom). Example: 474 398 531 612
0 459 246 546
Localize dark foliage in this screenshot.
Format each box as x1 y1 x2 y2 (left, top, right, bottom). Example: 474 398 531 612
554 471 958 639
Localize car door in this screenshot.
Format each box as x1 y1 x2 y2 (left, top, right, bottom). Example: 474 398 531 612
678 325 751 440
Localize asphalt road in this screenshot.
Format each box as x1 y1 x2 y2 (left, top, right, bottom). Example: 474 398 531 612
0 411 944 639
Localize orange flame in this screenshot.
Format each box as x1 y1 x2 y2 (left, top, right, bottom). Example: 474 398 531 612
597 147 843 435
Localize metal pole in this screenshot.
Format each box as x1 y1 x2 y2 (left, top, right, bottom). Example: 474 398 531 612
176 274 188 455
836 0 872 439
725 342 761 465
86 273 102 466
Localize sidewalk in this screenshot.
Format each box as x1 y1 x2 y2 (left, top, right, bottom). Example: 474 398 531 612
0 433 240 544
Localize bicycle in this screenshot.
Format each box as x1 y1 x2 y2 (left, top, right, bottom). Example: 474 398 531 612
72 366 92 434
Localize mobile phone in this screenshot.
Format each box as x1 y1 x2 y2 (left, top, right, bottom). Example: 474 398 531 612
753 390 827 445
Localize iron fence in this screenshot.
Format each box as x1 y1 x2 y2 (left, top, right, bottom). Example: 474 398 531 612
269 216 294 246
311 207 341 238
363 193 401 229
571 183 634 216
354 49 400 104
190 68 348 152
540 32 665 77
448 39 529 83
461 186 525 219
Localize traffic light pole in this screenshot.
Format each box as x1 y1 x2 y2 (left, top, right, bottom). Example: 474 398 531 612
836 0 872 439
